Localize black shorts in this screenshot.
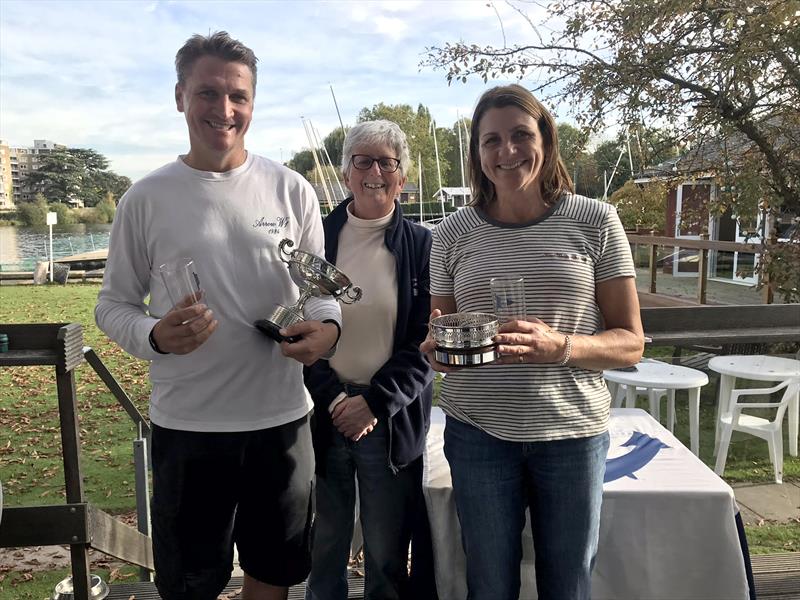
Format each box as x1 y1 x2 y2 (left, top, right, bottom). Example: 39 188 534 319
150 413 314 600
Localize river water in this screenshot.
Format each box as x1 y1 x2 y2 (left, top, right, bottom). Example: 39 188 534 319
0 224 112 271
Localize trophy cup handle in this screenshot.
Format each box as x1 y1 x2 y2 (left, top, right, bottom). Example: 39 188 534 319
278 238 295 263
341 285 363 305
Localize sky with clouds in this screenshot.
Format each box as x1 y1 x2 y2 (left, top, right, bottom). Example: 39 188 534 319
0 0 557 182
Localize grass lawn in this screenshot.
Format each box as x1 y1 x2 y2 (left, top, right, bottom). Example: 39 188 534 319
1 284 151 512
0 284 797 598
641 345 800 482
0 565 140 600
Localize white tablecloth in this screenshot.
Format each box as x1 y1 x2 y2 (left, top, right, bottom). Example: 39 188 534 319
423 407 750 600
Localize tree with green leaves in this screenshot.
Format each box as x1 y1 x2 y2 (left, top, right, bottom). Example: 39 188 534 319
94 191 117 224
357 103 452 201
47 200 76 225
23 148 131 207
557 122 602 198
323 127 346 169
17 193 48 226
609 180 668 233
556 123 678 199
286 149 316 176
440 118 471 188
424 0 799 216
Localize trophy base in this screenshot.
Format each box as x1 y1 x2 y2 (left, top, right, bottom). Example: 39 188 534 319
254 304 305 343
434 344 498 367
254 319 302 343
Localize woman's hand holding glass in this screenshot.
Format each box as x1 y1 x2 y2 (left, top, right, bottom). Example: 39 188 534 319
493 317 569 365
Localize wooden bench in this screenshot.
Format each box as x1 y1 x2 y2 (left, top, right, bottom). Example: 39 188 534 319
640 304 800 348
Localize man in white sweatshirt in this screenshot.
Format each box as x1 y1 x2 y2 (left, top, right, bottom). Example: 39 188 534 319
95 31 341 600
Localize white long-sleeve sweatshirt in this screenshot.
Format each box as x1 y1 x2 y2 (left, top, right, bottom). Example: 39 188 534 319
95 153 341 432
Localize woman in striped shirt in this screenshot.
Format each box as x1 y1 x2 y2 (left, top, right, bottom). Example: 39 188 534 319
421 84 644 599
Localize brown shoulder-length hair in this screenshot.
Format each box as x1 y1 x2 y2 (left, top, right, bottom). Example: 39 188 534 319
468 84 573 209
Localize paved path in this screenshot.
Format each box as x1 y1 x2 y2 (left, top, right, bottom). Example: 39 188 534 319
733 481 800 524
634 266 764 305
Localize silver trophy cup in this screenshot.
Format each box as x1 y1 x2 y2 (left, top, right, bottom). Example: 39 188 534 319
255 238 362 343
431 312 500 366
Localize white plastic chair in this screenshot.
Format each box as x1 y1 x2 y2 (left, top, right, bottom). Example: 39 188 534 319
608 360 674 429
714 378 800 484
611 385 673 426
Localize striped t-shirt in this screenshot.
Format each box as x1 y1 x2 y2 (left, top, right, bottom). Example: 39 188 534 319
430 193 635 442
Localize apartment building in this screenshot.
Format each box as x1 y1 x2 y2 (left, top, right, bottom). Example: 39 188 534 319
0 139 65 209
0 141 11 209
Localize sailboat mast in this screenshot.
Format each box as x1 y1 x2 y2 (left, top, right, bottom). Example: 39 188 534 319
456 112 466 189
418 152 423 224
302 117 333 211
430 119 445 220
311 121 346 203
329 83 346 134
307 118 335 207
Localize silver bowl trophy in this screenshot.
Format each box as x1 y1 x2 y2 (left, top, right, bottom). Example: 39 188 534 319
431 312 500 367
255 238 362 343
52 574 109 600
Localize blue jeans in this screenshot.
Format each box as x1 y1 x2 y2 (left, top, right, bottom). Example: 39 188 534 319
444 416 609 600
306 417 421 600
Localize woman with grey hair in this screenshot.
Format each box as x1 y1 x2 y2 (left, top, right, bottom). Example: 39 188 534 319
304 120 434 599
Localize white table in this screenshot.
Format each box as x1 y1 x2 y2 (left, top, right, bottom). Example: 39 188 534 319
603 361 708 455
709 355 800 456
423 407 750 600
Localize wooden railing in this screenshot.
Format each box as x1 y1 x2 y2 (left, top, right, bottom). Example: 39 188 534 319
640 304 800 347
0 324 153 600
626 234 771 305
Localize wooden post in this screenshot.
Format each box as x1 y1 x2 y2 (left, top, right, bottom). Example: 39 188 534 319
649 242 658 293
698 248 709 305
134 425 153 582
56 365 91 600
761 230 776 305
761 274 774 304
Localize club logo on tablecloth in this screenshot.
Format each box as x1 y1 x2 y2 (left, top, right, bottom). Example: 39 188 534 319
604 432 670 483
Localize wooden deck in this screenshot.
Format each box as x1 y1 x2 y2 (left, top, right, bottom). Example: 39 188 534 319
638 290 703 307
106 573 365 599
102 554 799 599
753 553 800 599
55 248 108 264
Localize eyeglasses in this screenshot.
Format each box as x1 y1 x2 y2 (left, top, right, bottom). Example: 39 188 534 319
350 154 401 173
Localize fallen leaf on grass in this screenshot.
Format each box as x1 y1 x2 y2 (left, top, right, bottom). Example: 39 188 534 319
10 572 34 586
